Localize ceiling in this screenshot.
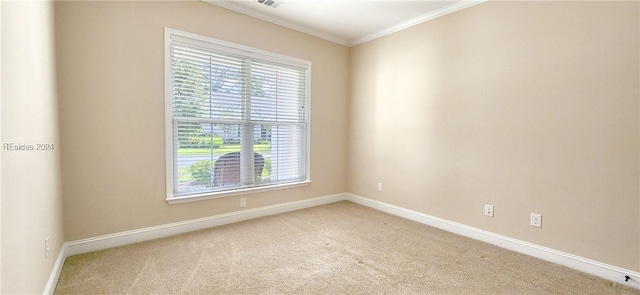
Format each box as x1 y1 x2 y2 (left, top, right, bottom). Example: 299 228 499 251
204 0 486 46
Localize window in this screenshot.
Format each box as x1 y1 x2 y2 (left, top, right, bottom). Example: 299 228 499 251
165 28 310 203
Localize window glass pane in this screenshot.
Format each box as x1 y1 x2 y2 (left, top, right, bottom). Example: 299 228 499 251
174 122 242 195
251 61 306 123
172 44 245 120
253 125 272 184
254 124 306 185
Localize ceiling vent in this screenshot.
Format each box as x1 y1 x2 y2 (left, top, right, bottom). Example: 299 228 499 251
257 0 282 8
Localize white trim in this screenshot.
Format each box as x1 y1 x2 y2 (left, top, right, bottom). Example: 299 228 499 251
202 0 486 47
350 0 487 46
65 193 346 256
164 28 175 201
304 62 312 188
344 193 640 289
167 180 311 204
43 246 67 295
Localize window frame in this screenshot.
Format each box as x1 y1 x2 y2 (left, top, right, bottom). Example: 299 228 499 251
164 28 311 204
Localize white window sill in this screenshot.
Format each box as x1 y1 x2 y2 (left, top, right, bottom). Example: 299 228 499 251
166 180 312 204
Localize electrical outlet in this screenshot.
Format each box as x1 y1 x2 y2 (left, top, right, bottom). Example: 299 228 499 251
484 204 494 217
530 213 542 228
377 182 383 192
45 237 50 259
240 197 247 208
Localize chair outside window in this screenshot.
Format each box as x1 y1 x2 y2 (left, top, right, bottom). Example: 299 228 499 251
213 152 265 187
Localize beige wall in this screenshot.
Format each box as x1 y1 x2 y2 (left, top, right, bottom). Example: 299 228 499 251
1 1 65 293
55 1 350 241
1 2 3 291
48 0 640 281
348 1 639 271
0 0 636 292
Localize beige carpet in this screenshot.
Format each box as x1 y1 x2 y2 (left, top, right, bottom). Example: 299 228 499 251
55 201 639 294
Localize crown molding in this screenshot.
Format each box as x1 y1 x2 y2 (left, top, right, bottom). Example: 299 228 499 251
350 0 487 46
204 0 486 47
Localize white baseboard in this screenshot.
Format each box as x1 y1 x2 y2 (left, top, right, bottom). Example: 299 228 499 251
64 193 347 257
43 246 67 295
45 192 639 293
344 193 640 289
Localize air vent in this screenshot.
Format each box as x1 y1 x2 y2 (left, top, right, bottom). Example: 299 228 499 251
257 0 282 8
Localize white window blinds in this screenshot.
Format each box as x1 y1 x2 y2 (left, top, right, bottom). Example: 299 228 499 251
166 29 310 200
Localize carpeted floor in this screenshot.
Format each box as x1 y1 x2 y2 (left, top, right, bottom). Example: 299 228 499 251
55 201 639 294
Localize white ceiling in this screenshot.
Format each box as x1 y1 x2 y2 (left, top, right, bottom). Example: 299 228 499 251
204 0 486 46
